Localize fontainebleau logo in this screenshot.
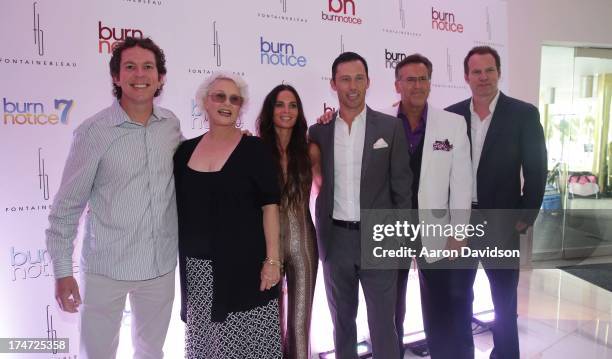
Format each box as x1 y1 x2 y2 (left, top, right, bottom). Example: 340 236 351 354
431 7 464 33
385 49 407 69
5 203 52 214
212 21 221 67
431 48 465 90
474 7 503 48
33 2 44 56
38 148 50 201
320 35 344 82
3 98 74 126
46 305 58 354
322 0 363 25
122 0 162 6
3 147 58 214
98 21 144 54
257 0 307 23
260 37 307 67
381 0 420 37
446 48 453 82
0 2 76 68
485 7 492 41
44 305 66 355
398 0 406 29
187 21 245 77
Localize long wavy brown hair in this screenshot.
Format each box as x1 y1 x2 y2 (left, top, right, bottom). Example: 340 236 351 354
257 84 311 211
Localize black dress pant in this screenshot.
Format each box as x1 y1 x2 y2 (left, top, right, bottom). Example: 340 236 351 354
417 259 476 359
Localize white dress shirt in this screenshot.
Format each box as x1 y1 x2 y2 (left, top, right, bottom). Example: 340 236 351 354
333 107 367 221
470 91 500 203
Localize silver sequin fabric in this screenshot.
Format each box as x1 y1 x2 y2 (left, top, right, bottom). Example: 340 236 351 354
279 205 318 359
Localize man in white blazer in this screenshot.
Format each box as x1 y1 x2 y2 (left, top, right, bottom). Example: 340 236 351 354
380 54 472 358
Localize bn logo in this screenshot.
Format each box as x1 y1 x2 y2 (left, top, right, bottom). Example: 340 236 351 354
328 0 355 15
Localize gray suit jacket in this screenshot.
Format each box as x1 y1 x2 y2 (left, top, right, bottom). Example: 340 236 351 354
309 106 413 261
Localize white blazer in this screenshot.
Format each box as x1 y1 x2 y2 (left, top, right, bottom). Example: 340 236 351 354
382 104 472 261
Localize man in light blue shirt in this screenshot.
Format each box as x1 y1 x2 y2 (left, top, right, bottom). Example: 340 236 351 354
46 37 181 359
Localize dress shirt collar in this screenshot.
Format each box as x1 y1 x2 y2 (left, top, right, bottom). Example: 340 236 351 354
469 90 500 119
397 102 428 130
108 100 168 127
337 105 367 127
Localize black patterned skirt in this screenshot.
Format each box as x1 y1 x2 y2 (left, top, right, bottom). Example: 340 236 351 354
185 257 282 359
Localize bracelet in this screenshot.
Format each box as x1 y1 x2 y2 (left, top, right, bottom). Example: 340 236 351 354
263 257 283 269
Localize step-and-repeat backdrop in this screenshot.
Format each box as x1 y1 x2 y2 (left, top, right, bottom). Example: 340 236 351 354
1 0 507 357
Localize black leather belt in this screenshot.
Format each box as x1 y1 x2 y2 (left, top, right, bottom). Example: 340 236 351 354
332 219 360 230
471 202 479 209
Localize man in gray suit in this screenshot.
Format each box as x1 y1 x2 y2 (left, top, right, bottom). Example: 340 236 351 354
309 52 413 359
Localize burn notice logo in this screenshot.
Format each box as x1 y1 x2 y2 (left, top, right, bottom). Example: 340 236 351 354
323 102 336 114
260 37 307 67
431 7 464 33
10 247 52 281
3 98 74 126
322 0 363 25
98 21 144 54
191 99 208 130
385 49 406 69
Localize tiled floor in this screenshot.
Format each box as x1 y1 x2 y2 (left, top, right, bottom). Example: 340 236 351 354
404 268 612 359
119 264 611 358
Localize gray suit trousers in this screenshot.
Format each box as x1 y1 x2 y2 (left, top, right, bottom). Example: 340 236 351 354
322 224 399 359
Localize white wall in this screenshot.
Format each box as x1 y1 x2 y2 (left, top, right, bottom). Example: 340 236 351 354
507 0 612 105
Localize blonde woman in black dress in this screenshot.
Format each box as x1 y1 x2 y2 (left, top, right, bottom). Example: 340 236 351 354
174 72 282 358
257 84 318 359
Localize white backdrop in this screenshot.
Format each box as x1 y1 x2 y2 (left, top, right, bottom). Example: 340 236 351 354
0 0 507 357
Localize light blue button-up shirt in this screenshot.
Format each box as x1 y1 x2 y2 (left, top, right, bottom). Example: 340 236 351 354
46 101 182 280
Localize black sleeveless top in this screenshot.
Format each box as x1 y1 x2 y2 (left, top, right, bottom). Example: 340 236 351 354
174 134 280 322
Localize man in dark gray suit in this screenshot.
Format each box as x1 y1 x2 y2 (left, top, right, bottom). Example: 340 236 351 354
445 46 547 359
309 52 413 359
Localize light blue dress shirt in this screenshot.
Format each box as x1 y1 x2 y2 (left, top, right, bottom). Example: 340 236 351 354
46 101 182 280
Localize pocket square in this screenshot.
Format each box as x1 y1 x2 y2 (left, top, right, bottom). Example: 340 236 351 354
373 138 389 149
433 139 453 151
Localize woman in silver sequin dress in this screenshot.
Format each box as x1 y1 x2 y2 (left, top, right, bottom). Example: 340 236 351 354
257 84 318 359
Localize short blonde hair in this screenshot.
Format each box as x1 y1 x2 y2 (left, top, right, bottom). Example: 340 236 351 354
195 71 249 115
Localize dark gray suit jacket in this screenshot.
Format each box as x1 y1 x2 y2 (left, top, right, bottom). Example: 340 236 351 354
445 92 547 226
309 106 413 261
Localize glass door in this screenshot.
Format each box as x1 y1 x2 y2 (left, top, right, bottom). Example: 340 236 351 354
534 46 612 261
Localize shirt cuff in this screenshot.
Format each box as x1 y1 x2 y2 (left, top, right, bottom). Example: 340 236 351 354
53 259 75 278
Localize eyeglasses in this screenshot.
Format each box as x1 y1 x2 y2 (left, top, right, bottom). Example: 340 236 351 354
403 76 430 85
208 92 244 106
